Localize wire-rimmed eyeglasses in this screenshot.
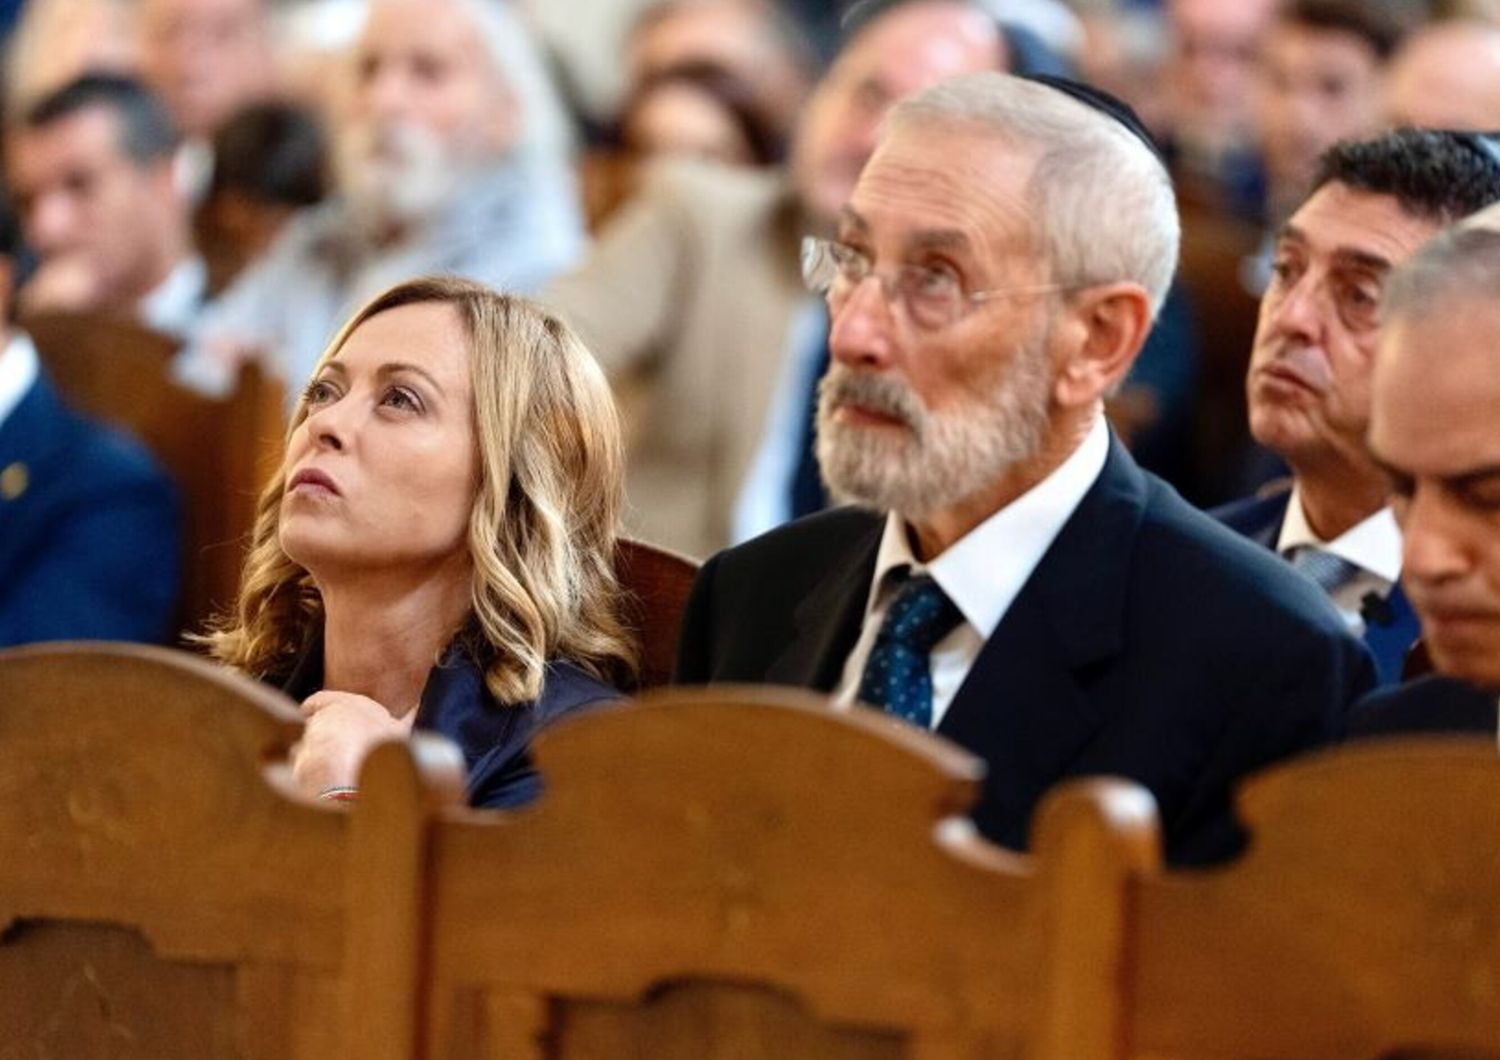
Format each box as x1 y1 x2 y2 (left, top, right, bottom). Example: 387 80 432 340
800 235 1068 330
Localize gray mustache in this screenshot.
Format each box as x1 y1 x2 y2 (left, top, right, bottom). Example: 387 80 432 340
818 367 926 431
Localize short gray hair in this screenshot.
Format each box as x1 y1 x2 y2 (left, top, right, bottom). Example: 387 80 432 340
885 72 1179 313
1381 225 1500 329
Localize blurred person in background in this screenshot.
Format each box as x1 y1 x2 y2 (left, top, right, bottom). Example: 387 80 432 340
583 61 784 229
5 0 141 114
181 0 583 397
545 0 1007 558
140 0 277 142
1256 0 1402 233
1386 18 1500 129
195 101 329 294
625 0 816 146
0 185 181 647
6 74 207 336
1163 0 1281 217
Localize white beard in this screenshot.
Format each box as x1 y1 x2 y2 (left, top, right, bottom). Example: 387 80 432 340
335 121 474 232
815 337 1053 521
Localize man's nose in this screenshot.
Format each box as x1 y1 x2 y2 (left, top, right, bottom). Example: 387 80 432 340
828 276 898 370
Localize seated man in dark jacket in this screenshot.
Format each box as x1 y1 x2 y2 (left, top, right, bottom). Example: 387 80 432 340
676 73 1375 866
1352 214 1500 737
0 193 180 647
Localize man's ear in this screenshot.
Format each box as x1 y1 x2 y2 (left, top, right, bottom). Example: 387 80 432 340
1052 281 1153 409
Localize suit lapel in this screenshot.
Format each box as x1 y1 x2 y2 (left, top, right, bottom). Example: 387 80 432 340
764 516 882 692
937 438 1148 842
0 376 68 580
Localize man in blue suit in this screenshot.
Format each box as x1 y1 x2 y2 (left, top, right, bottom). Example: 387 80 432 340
1350 218 1500 738
0 193 181 646
676 74 1374 866
1214 130 1500 686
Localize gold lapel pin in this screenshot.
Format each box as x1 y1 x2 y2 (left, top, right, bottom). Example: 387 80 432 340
1 461 28 501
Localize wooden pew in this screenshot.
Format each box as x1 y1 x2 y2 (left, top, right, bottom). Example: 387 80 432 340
1128 738 1500 1059
614 538 698 692
0 642 463 1060
375 686 1158 1060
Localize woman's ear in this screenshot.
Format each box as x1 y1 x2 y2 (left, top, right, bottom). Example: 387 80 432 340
1052 282 1153 410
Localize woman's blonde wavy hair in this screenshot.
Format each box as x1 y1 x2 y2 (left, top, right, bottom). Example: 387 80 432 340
201 276 639 702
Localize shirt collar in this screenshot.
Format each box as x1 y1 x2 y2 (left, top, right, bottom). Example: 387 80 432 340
1276 484 1403 585
139 256 207 337
864 415 1111 638
0 331 39 431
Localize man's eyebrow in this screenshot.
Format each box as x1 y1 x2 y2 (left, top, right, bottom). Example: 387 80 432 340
906 229 973 254
1273 222 1308 246
1330 248 1393 274
836 207 868 234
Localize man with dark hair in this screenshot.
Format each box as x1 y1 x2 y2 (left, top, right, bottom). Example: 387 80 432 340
1256 0 1403 229
677 72 1373 866
0 186 182 645
1215 129 1500 686
1350 215 1500 735
5 73 207 335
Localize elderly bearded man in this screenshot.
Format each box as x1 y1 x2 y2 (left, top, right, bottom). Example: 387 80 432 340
676 73 1374 865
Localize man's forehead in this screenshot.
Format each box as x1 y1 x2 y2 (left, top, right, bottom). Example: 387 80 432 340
16 107 124 164
1374 307 1500 468
848 131 1036 248
1283 183 1440 266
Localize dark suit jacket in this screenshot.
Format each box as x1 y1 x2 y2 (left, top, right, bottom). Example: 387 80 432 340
1348 675 1497 738
279 635 622 809
1213 485 1418 687
677 438 1375 865
0 371 180 646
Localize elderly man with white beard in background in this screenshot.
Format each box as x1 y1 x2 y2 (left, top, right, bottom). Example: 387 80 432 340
178 0 581 396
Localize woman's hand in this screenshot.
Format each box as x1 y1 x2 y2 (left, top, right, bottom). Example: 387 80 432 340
290 691 417 798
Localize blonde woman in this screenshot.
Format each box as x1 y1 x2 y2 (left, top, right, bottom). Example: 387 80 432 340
204 276 636 806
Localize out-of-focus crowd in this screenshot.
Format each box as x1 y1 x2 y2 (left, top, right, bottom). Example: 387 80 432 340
3 0 1500 641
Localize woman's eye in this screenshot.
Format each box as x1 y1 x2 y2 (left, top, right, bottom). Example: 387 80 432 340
303 379 338 405
381 386 421 412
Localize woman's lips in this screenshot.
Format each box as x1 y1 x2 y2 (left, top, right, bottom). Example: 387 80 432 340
288 467 340 497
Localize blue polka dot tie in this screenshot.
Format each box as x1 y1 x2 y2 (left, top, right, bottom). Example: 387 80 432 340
856 572 965 729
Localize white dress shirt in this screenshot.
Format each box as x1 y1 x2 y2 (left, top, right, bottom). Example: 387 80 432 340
833 416 1111 728
0 331 39 432
1277 485 1402 633
140 255 208 338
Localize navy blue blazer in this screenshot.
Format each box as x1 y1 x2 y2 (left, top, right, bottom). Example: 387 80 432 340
1348 675 1497 739
1213 486 1419 687
677 437 1376 865
279 635 622 809
0 371 180 647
